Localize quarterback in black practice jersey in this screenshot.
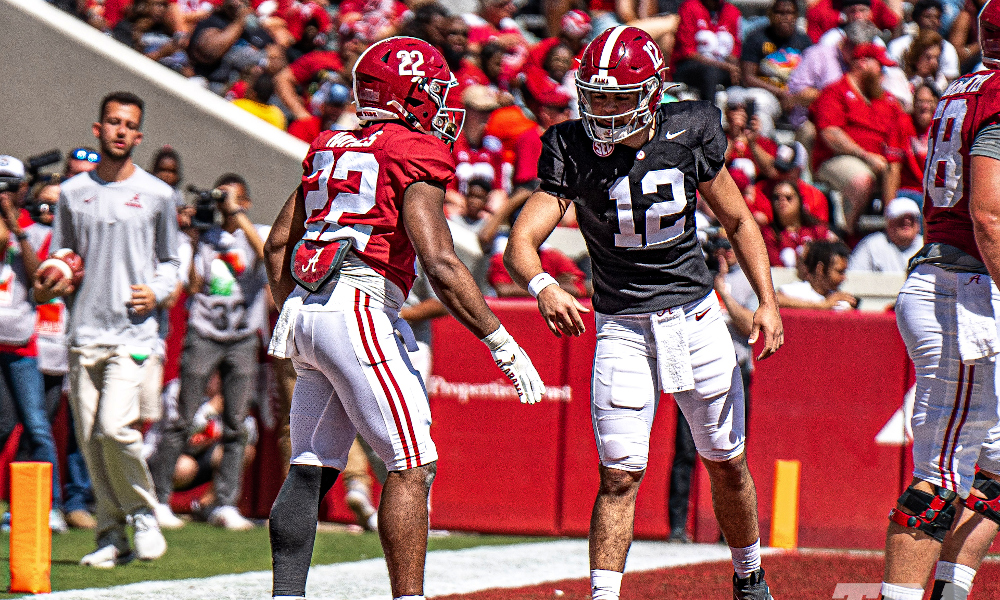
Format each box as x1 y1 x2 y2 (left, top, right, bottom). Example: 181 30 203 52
504 26 783 600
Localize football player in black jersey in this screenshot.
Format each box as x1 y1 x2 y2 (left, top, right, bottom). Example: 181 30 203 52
504 26 783 600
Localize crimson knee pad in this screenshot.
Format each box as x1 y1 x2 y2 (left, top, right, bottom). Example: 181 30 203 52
964 473 1000 526
889 486 958 542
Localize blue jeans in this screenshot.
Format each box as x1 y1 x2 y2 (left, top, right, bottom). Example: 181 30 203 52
0 353 62 508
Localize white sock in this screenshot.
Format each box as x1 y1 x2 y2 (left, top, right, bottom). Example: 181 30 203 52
880 582 924 600
935 561 976 592
590 569 623 600
729 540 761 579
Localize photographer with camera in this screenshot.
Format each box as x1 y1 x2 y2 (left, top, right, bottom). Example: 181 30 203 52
149 173 266 531
0 155 67 533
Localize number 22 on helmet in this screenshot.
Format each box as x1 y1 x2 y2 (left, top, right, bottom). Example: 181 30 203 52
576 26 667 144
353 36 465 143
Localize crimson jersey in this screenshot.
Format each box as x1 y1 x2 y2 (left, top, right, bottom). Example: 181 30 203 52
300 123 456 293
923 71 1000 262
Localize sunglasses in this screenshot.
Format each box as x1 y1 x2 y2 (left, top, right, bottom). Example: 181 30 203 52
70 148 100 163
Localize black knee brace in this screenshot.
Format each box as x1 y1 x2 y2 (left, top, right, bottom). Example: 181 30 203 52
270 465 339 597
963 472 1000 526
889 486 958 542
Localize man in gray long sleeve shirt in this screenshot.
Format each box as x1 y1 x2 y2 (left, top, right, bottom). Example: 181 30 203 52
35 92 178 568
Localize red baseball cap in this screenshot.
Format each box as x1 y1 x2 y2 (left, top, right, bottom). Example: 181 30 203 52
852 42 897 67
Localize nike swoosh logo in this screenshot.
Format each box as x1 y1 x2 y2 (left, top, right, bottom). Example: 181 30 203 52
665 129 687 140
695 308 710 321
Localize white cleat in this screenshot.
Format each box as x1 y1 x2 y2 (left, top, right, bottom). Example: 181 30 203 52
133 513 167 560
80 543 133 568
154 503 185 530
208 505 255 531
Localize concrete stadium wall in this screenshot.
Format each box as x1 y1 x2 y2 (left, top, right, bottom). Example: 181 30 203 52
0 0 309 224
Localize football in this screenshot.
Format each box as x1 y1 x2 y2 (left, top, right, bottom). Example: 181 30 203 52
37 248 84 287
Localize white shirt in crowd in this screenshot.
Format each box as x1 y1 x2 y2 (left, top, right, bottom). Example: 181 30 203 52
848 233 924 274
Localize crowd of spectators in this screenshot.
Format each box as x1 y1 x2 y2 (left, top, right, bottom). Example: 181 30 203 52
42 0 984 293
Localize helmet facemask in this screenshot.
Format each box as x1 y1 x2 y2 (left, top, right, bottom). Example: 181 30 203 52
576 75 661 144
422 76 465 144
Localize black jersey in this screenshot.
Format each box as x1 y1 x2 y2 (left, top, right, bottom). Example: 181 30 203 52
538 101 726 315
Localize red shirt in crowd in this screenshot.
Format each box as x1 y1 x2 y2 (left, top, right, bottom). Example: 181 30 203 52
805 0 900 43
762 223 832 267
898 114 929 194
809 75 907 171
288 50 343 85
452 133 508 193
488 247 586 296
751 179 831 224
450 60 491 108
727 135 777 180
673 0 742 65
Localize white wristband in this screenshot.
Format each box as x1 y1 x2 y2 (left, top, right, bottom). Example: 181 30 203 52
480 324 513 352
528 272 558 298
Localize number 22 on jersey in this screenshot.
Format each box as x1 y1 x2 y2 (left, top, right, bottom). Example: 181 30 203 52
304 150 380 250
611 167 688 248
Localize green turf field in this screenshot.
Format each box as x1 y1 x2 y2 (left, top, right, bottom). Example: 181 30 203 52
0 523 544 598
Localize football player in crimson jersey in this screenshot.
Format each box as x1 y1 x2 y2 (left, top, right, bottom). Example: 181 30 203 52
263 36 544 600
504 26 783 600
880 3 1000 599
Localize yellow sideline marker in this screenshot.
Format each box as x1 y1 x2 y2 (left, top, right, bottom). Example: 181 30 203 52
769 459 800 549
9 462 52 594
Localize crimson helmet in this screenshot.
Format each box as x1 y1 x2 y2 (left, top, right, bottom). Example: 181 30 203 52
980 0 1000 69
575 26 667 144
353 36 464 143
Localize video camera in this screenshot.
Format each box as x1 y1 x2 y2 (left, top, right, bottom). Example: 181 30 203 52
0 149 61 193
186 184 226 231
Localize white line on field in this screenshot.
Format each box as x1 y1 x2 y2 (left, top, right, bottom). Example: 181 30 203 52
33 539 749 600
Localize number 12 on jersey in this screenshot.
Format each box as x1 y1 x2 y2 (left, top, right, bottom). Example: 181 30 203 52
612 167 688 248
304 150 380 250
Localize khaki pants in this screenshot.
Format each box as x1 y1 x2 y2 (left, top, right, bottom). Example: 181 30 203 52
68 345 159 538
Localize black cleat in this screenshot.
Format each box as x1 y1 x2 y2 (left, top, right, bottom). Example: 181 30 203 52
733 568 774 600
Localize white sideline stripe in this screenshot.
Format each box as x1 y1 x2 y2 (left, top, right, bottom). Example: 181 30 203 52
33 539 749 600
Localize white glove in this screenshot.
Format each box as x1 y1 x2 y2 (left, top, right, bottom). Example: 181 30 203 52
481 325 545 405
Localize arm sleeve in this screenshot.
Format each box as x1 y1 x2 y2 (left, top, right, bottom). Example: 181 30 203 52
149 194 181 303
971 122 1000 160
537 125 574 199
697 104 728 182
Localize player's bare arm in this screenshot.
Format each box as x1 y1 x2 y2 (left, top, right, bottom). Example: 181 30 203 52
504 189 591 337
699 166 783 360
403 180 545 404
970 154 1000 281
264 185 306 308
403 181 501 338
